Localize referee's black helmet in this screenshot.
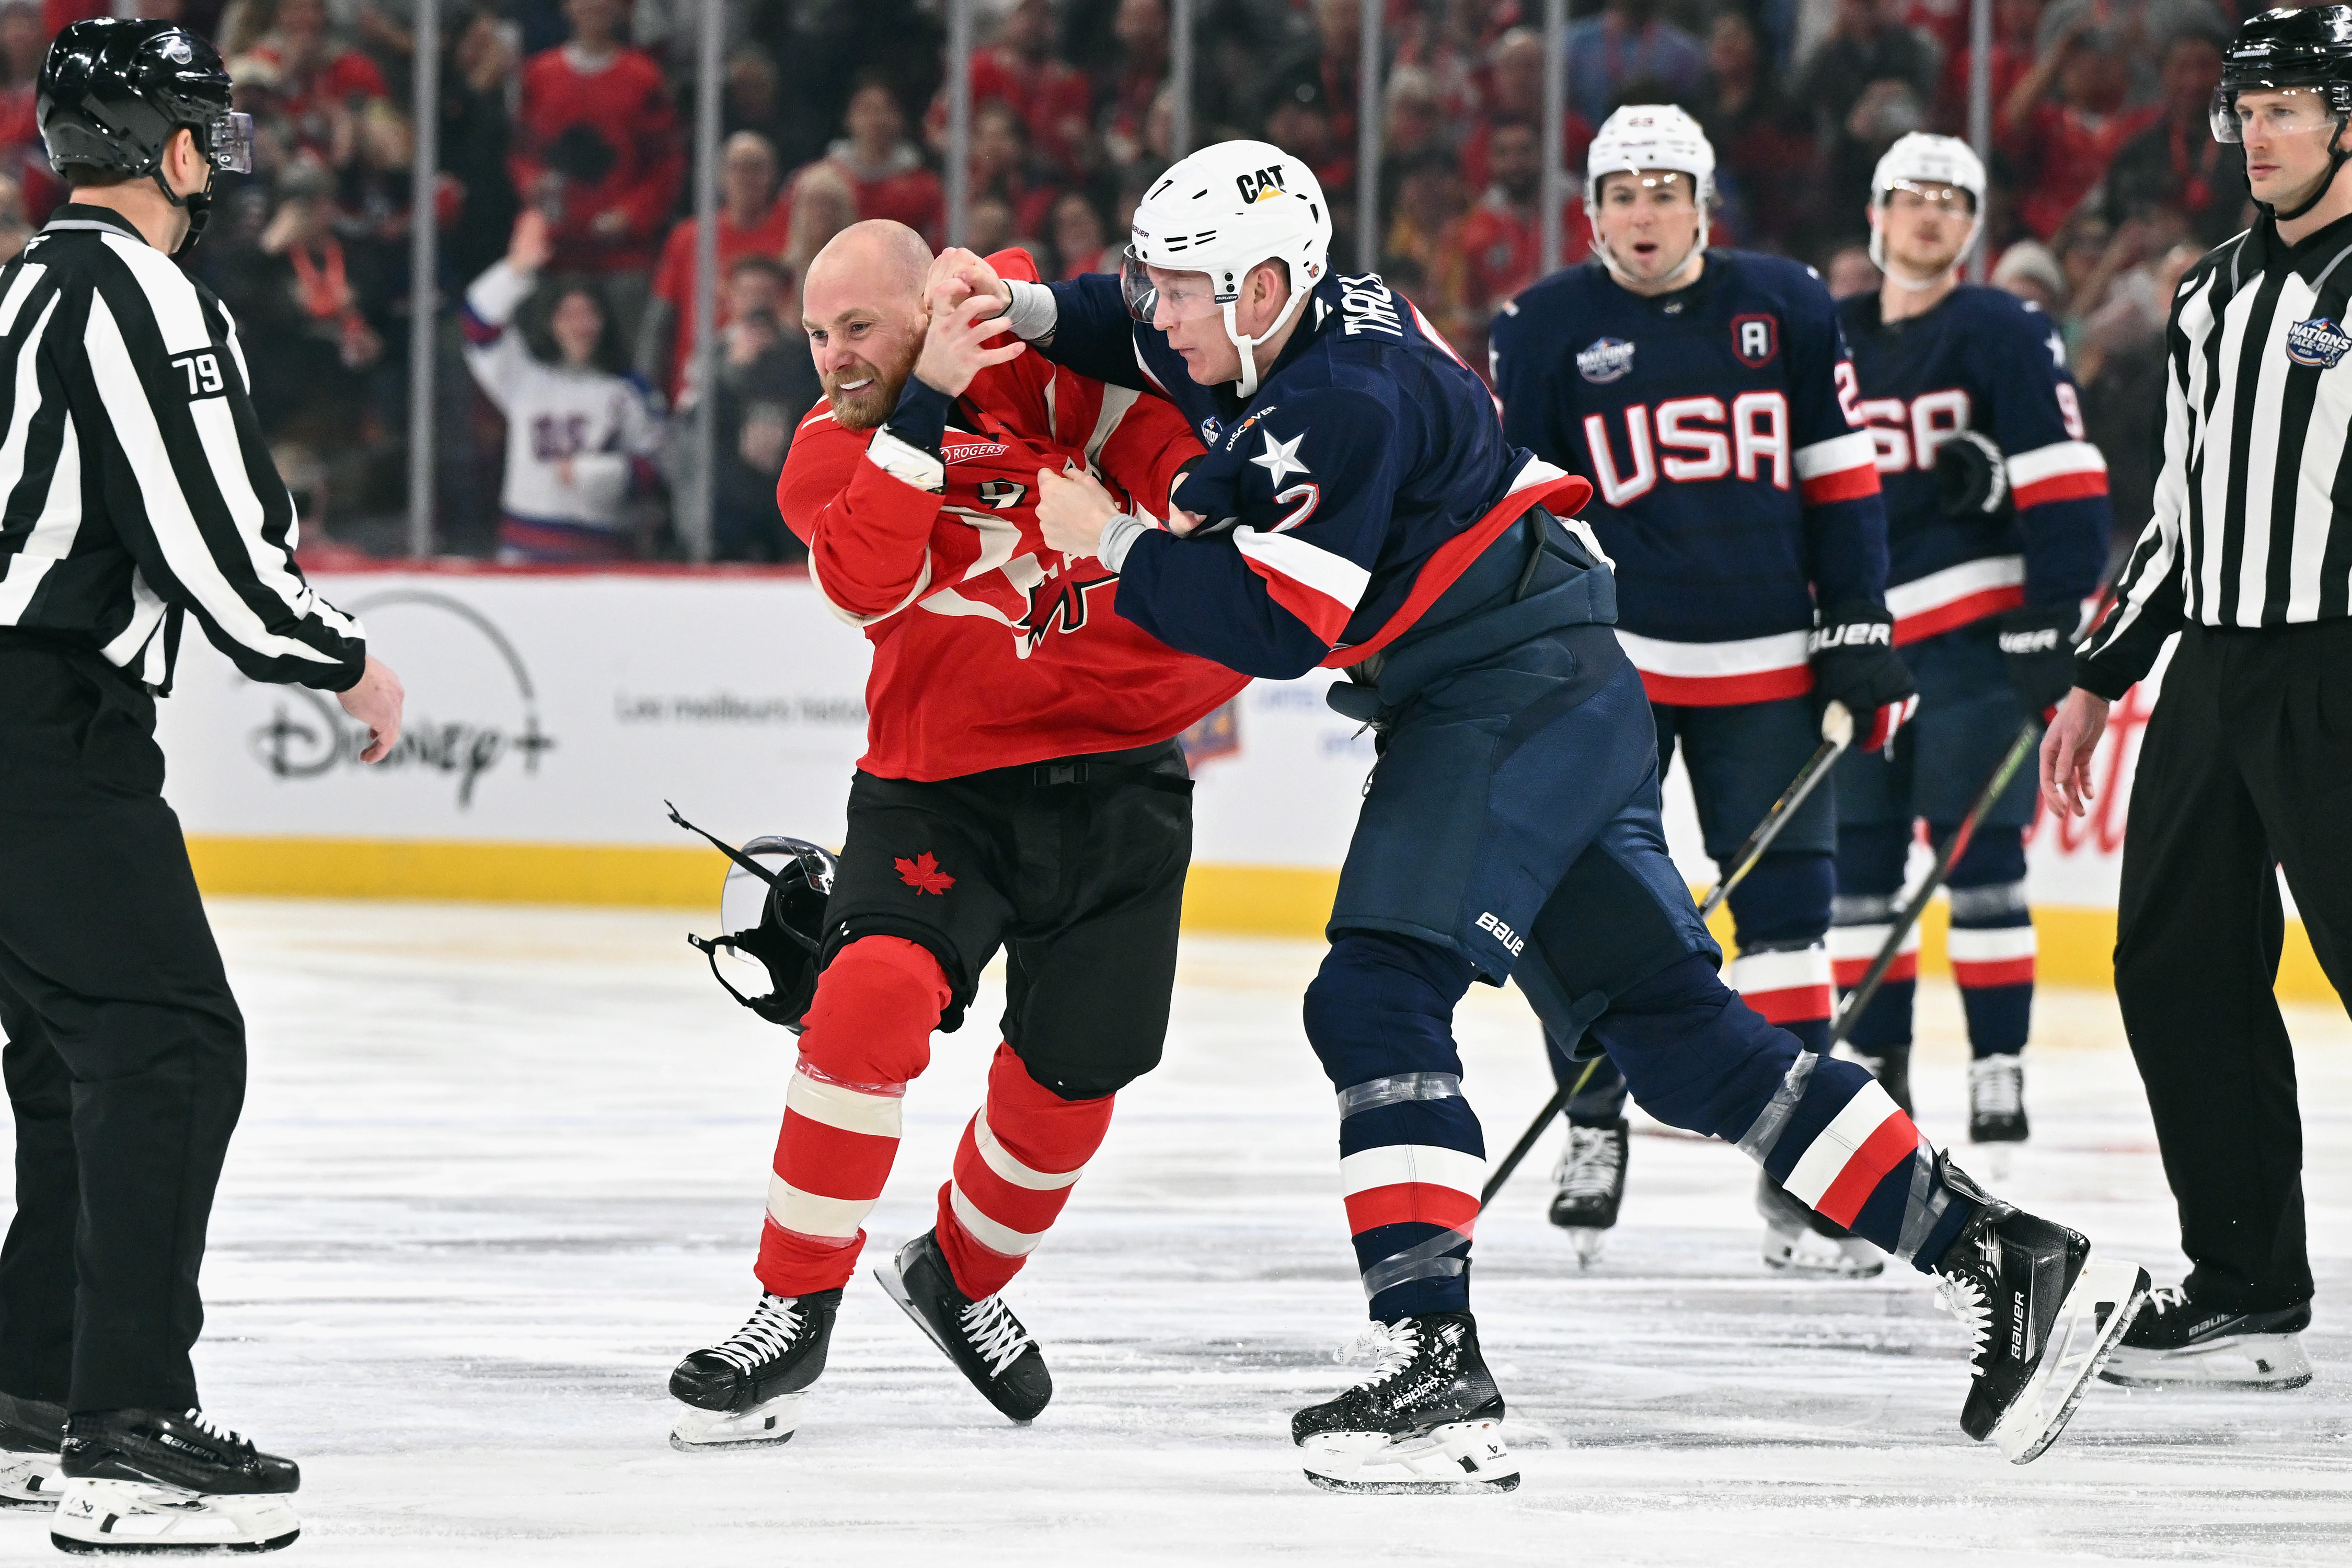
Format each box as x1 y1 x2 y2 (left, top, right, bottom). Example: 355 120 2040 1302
2213 7 2352 217
37 19 251 185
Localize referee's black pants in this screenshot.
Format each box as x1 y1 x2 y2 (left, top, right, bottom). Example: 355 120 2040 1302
0 641 246 1414
2115 621 2352 1313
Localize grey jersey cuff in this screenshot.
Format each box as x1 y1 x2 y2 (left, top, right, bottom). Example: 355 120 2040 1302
1097 512 1149 572
1002 279 1060 342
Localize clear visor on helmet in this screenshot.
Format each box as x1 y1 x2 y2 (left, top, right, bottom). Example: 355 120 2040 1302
1881 177 1976 214
2211 85 2339 144
206 110 253 175
1120 246 1225 325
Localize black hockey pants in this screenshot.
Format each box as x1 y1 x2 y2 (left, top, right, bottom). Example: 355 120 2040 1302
2115 621 2352 1313
0 639 246 1413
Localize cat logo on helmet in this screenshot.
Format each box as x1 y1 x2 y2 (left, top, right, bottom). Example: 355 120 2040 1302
1236 165 1288 203
667 802 836 1033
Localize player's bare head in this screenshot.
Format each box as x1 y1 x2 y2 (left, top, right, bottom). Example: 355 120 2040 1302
802 220 933 429
1593 169 1702 286
1874 178 1973 279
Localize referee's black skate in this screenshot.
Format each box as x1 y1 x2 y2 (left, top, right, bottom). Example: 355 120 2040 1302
1548 1118 1628 1265
0 1391 64 1509
874 1231 1052 1423
2097 1285 2313 1390
668 1288 841 1450
1928 1158 2148 1463
52 1409 298 1554
1292 1312 1518 1493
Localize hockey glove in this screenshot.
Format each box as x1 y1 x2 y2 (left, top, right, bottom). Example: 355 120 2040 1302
1995 602 2079 719
1809 604 1917 752
1934 431 2010 518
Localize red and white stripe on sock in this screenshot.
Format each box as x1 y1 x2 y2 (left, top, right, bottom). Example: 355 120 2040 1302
1337 1143 1484 1236
1779 1076 1926 1231
935 1044 1114 1300
1828 919 1920 989
1727 943 1833 1029
1949 921 2036 989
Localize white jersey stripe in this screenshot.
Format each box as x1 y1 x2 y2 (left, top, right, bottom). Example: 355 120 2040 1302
1782 1079 1908 1210
2004 439 2108 487
1886 555 2024 621
1793 429 1876 478
1231 526 1373 612
1947 926 2038 962
1614 627 1811 676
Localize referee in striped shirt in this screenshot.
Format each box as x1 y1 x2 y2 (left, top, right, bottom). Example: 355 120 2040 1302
2042 6 2352 1393
0 21 401 1545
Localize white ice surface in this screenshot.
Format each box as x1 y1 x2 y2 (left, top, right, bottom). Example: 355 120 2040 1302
3 902 2349 1565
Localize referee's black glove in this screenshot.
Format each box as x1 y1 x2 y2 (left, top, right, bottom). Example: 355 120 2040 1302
1809 604 1918 753
1995 603 2079 719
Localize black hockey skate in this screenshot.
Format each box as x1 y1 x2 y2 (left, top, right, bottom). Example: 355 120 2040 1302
1968 1055 2029 1144
0 1391 64 1510
1548 1118 1628 1265
2097 1285 2313 1390
1757 1171 1883 1278
1929 1158 2148 1463
875 1231 1052 1423
1852 1041 1915 1118
668 1288 842 1450
52 1409 299 1555
1293 1312 1517 1493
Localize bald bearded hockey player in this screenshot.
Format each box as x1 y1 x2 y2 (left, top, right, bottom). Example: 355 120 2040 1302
1834 134 2110 1149
936 137 2143 1490
1489 106 1916 1276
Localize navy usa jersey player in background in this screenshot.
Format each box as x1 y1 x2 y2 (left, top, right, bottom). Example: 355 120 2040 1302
1488 106 1918 1278
1834 134 2111 1155
929 136 2145 1488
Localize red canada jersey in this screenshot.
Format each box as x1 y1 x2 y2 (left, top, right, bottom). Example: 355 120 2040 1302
778 255 1247 781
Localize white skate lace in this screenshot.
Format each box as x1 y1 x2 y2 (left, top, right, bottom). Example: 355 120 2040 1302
710 1295 804 1371
1332 1320 1421 1389
1552 1125 1623 1201
1933 1274 1993 1363
2140 1284 2188 1318
959 1295 1034 1379
1970 1057 2023 1118
182 1410 243 1446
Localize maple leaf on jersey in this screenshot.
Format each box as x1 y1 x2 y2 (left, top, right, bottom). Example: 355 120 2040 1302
894 852 955 895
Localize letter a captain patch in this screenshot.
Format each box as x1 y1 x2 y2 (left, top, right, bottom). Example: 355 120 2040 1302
1732 313 1779 367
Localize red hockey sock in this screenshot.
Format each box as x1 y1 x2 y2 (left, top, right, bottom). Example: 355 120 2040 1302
935 1043 1114 1300
755 936 949 1297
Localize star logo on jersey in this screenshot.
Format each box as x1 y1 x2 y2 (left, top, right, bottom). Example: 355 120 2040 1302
1250 430 1311 487
2046 329 2068 368
1576 337 1636 384
2287 317 2352 369
894 852 955 896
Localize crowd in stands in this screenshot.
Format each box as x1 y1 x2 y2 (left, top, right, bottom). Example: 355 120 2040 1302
0 0 2264 561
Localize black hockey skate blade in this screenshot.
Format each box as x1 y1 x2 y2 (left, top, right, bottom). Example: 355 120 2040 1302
2000 1263 2151 1466
667 1425 795 1453
52 1525 301 1555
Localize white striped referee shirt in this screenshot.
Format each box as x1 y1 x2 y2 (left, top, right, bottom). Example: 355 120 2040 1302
0 204 364 694
2079 212 2352 697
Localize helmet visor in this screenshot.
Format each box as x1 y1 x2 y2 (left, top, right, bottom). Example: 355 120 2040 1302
206 110 252 174
2212 85 2340 144
1120 247 1223 326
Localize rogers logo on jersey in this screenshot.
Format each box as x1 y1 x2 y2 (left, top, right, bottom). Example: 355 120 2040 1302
1577 337 1637 384
941 441 1011 465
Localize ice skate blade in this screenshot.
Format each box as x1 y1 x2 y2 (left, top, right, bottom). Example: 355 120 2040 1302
1761 1225 1884 1279
1566 1228 1607 1267
0 1448 62 1508
668 1391 804 1450
2098 1332 2314 1391
1970 1144 2015 1183
50 1477 299 1554
1990 1256 2150 1465
1298 1420 1519 1494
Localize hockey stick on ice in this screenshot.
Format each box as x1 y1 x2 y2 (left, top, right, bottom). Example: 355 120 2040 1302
1699 701 1853 918
1478 1056 1601 1210
1827 719 2042 1047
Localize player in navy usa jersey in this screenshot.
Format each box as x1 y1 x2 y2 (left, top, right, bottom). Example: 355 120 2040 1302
1489 106 1918 1276
1834 133 2111 1152
932 136 2141 1485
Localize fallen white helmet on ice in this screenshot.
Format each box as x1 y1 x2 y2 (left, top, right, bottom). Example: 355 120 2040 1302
1869 131 1988 283
1123 137 1333 398
1584 103 1716 289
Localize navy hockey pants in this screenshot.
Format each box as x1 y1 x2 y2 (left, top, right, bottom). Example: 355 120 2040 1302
1304 639 1975 1320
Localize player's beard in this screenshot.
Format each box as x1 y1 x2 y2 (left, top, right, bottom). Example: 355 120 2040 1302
823 344 919 431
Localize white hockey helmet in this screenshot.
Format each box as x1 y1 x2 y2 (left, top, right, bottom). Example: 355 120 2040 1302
1868 132 1987 282
1124 137 1333 398
1584 104 1716 289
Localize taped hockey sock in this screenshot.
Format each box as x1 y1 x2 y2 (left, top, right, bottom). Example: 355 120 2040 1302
1750 1049 1973 1270
755 936 949 1297
1943 827 2033 1058
936 1044 1114 1300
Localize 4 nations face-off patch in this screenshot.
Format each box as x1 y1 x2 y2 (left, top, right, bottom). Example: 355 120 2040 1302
1577 337 1636 384
2286 316 2352 369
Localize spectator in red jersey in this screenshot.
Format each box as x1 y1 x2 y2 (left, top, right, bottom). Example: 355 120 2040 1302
2000 18 2157 239
967 98 1058 245
1936 0 2043 134
1094 0 1168 181
1048 189 1114 279
1691 9 1806 252
1299 0 1363 154
509 0 685 333
0 1 60 225
230 0 393 170
1459 28 1590 203
640 131 792 406
827 75 944 245
2095 22 2247 248
935 0 1094 182
1453 118 1586 339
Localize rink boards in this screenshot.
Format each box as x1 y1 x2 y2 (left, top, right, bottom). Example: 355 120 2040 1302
156 566 2332 999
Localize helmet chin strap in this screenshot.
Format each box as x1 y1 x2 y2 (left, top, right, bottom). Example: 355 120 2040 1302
150 159 214 256
2267 117 2352 223
1590 211 1709 292
1222 282 1311 400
